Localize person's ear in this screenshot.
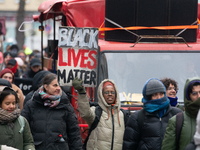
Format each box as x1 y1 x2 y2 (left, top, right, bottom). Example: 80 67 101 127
43 84 48 90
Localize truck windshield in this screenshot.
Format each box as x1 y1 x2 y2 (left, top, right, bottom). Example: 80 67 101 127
103 52 200 104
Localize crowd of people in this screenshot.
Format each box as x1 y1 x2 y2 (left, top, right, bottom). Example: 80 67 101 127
1 45 200 150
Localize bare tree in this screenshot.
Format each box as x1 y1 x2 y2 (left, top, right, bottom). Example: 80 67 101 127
16 0 25 50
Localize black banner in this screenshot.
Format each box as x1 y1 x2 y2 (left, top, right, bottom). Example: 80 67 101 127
14 77 33 96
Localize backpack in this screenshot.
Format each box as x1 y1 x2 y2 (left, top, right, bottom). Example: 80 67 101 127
138 109 184 150
18 116 25 133
82 105 130 150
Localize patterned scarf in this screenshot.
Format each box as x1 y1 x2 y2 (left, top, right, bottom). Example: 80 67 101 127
39 86 61 107
0 108 21 126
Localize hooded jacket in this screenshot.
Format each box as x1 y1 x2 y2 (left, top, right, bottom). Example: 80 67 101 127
0 116 35 150
123 78 181 150
77 79 125 150
21 90 82 150
162 77 200 150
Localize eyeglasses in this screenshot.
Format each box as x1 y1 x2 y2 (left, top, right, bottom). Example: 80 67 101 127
191 91 200 96
103 91 115 95
167 87 176 91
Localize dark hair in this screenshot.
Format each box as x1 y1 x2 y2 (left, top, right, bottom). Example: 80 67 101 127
43 73 57 86
160 78 178 91
0 88 19 106
188 82 200 95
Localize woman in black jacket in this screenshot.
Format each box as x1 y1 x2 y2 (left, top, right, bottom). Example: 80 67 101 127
123 78 182 150
21 73 82 150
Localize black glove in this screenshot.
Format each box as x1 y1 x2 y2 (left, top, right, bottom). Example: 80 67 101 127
72 77 86 94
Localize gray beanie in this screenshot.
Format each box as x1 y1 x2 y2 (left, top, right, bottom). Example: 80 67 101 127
146 79 165 95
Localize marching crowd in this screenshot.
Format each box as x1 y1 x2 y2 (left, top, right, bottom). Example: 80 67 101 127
0 44 200 150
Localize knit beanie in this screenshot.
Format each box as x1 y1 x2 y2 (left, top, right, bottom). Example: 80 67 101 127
0 68 14 82
145 78 165 96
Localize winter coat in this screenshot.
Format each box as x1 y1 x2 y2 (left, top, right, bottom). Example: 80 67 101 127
162 77 200 150
21 90 82 150
123 105 181 150
0 116 35 150
12 83 24 110
123 78 182 150
77 79 125 150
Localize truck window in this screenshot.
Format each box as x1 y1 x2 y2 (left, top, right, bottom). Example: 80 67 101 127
99 52 200 104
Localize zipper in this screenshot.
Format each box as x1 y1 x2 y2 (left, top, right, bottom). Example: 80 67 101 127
111 105 114 150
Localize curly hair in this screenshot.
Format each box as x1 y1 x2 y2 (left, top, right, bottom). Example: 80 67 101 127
160 78 178 91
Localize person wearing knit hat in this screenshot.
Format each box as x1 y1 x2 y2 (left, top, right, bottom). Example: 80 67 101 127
162 77 200 150
72 78 128 150
0 68 24 110
123 78 182 150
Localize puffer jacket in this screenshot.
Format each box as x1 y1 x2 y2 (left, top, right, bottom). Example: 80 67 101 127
123 106 181 150
77 79 125 150
21 90 82 150
162 77 200 150
0 116 35 150
123 78 182 150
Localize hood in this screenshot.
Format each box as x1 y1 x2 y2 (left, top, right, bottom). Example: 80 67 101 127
184 77 200 117
32 70 51 91
97 79 121 112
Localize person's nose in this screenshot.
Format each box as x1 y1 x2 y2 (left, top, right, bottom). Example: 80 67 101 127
10 104 15 109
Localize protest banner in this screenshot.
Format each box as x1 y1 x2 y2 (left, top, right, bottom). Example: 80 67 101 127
58 27 99 87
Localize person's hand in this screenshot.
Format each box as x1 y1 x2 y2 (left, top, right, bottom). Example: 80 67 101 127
72 77 86 94
1 145 19 150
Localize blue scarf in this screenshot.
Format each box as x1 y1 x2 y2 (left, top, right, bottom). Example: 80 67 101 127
142 95 169 117
168 96 178 106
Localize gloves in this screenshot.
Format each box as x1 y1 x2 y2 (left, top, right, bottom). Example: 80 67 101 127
72 77 86 94
1 145 19 150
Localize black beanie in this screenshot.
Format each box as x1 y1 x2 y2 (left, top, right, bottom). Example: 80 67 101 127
146 79 165 95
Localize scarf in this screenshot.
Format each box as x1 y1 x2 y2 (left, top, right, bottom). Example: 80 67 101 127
142 95 169 117
0 108 21 127
185 97 200 117
168 96 178 106
7 61 18 74
39 86 61 107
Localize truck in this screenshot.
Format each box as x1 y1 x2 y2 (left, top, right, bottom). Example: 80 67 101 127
32 0 200 141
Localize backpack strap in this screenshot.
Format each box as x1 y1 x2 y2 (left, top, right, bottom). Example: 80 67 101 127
176 112 184 150
83 106 102 150
18 116 25 134
120 108 130 125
